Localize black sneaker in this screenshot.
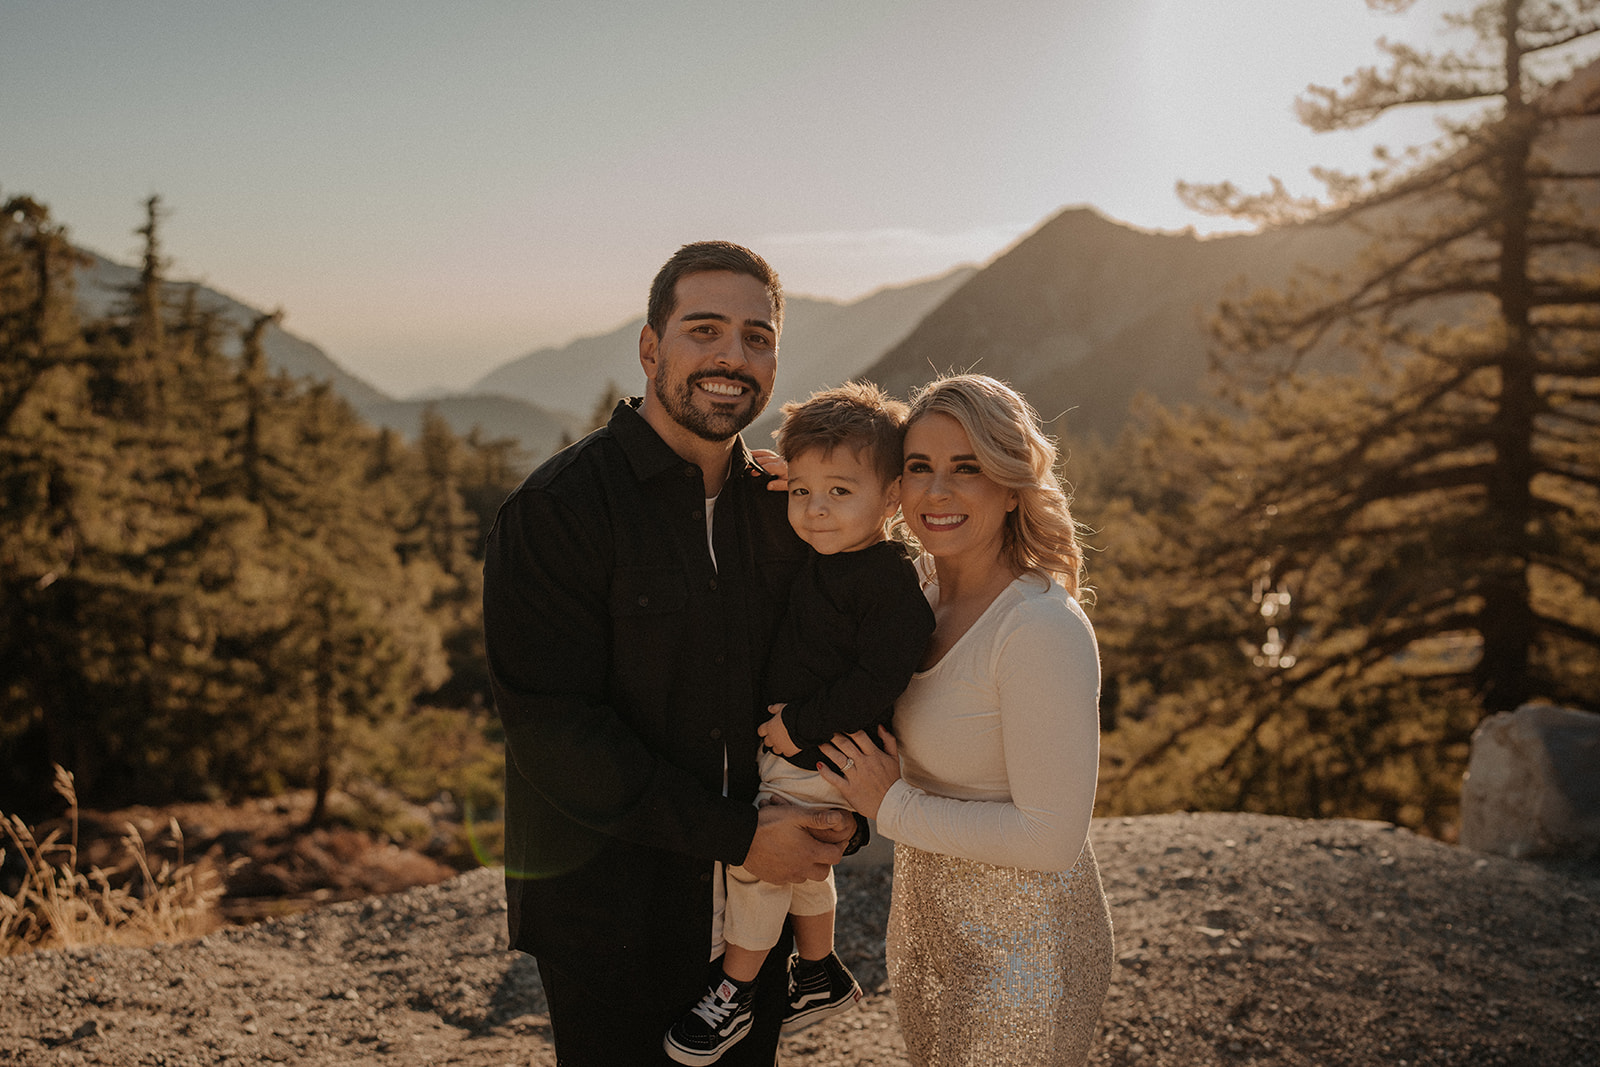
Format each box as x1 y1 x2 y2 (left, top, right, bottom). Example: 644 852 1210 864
664 976 756 1065
781 951 862 1034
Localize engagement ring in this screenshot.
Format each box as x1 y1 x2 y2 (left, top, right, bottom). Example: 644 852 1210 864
842 758 855 770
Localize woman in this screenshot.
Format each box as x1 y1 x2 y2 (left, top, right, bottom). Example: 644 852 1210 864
820 373 1113 1065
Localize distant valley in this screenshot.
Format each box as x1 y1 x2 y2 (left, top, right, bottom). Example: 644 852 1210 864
74 204 1312 468
64 205 1385 465
72 253 975 466
473 266 977 447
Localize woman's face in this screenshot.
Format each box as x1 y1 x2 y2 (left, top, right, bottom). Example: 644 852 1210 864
900 412 1018 566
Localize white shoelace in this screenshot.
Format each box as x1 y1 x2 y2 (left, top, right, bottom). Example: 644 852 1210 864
691 990 736 1027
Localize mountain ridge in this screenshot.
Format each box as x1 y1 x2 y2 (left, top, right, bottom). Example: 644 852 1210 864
858 206 1366 442
73 251 582 458
471 267 978 441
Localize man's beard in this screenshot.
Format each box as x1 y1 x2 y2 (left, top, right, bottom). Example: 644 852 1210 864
654 366 770 443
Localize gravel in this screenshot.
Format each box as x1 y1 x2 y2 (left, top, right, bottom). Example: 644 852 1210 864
3 812 1596 1066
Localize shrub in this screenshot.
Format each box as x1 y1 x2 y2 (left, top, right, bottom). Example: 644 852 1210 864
0 766 226 955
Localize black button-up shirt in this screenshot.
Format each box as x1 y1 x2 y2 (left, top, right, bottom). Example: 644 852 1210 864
766 539 935 773
483 397 806 1000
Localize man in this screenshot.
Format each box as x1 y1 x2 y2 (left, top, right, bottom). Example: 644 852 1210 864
483 241 855 1064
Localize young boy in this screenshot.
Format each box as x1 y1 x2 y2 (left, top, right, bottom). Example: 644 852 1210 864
665 382 937 1065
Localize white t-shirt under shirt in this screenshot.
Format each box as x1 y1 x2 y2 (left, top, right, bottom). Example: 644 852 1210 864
875 570 1101 873
705 493 728 959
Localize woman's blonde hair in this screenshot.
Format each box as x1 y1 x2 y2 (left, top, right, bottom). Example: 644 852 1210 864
905 374 1084 594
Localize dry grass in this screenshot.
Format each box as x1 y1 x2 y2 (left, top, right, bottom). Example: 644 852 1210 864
0 766 227 956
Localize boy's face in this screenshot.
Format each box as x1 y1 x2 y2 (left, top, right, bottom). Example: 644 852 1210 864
785 445 901 555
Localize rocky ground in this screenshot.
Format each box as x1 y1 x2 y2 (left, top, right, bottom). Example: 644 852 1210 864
2 812 1597 1066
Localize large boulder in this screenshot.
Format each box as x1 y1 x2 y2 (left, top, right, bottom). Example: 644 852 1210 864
1459 703 1600 859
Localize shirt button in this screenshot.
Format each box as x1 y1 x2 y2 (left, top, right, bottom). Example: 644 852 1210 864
709 727 723 740
700 871 711 883
636 595 649 607
714 653 726 665
707 577 718 591
692 509 704 520
684 466 698 478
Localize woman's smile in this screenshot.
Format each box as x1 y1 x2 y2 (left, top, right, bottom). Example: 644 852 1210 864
920 513 967 529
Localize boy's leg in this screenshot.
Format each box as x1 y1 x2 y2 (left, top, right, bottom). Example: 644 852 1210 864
720 861 795 966
780 876 862 1036
663 939 789 1066
712 946 788 1067
786 871 838 960
720 941 769 983
540 950 790 1066
790 908 835 962
665 865 791 1065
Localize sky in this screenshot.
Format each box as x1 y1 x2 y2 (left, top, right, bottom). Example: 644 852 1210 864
4 0 1495 398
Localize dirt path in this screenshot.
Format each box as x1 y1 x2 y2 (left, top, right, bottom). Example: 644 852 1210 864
4 812 1596 1066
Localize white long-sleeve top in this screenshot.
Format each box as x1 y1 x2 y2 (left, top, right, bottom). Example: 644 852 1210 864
875 570 1101 872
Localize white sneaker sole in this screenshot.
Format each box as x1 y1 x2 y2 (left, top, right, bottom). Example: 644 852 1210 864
663 1015 754 1066
781 986 862 1035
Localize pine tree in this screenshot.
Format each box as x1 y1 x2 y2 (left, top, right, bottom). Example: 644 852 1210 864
1093 1 1600 831
0 196 99 808
0 196 220 803
1177 0 1600 711
236 379 450 822
458 425 527 559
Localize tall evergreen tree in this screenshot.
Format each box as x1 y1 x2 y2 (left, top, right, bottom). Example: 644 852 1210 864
1094 0 1600 831
0 196 99 806
458 425 527 559
0 196 218 803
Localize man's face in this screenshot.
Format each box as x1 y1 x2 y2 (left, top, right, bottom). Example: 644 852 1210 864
640 270 778 443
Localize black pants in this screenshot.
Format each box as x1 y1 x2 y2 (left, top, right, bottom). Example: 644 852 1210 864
536 943 792 1066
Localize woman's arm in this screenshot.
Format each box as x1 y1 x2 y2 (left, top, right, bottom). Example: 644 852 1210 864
868 597 1101 871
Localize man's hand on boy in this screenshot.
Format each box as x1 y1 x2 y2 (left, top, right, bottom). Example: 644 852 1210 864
750 449 789 492
759 703 802 756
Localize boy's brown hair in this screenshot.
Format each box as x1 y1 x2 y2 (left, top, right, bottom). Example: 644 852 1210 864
773 380 909 488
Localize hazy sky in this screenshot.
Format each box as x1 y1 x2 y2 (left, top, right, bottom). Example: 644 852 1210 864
5 0 1484 397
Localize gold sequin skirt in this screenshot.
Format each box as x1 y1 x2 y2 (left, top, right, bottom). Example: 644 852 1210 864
887 840 1113 1066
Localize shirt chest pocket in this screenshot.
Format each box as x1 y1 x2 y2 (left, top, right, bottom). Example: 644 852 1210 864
609 566 689 618
607 566 694 727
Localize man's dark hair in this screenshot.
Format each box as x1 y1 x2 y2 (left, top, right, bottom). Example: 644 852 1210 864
646 241 784 339
774 380 909 488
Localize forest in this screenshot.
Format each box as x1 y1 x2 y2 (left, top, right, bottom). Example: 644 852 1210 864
0 194 524 829
2 0 1597 846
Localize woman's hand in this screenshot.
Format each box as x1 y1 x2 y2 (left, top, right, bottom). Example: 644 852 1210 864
750 448 789 492
818 726 900 821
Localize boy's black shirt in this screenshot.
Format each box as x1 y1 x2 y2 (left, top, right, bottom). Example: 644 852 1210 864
764 539 936 773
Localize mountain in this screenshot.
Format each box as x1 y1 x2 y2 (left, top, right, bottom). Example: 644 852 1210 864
855 206 1366 443
859 59 1600 446
358 393 583 459
73 251 582 457
471 211 1363 453
471 267 977 440
76 250 392 410
746 267 977 442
